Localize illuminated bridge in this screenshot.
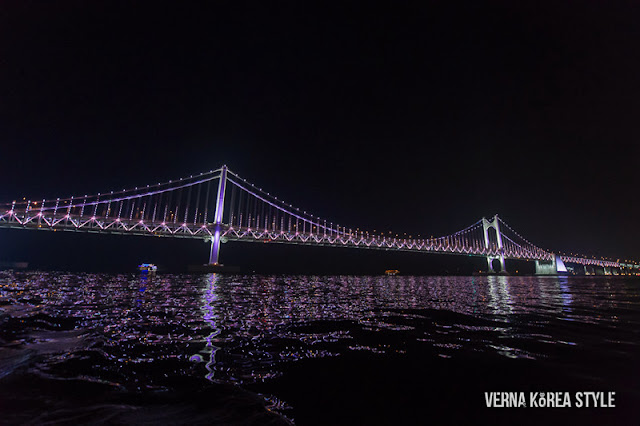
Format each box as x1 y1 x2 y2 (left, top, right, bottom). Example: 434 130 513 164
0 166 634 275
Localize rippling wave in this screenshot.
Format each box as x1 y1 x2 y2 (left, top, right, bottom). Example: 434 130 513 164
1 272 638 424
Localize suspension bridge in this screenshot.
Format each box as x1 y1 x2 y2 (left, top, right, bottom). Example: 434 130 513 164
0 166 634 275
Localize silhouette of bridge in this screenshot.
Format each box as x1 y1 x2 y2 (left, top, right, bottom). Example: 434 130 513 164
1 166 634 274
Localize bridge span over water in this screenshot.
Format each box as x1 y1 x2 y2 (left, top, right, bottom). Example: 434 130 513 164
1 166 635 275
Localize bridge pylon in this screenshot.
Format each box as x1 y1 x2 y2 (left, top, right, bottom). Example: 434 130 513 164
483 214 506 274
209 165 227 265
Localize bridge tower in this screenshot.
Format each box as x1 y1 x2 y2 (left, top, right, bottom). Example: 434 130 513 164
209 165 227 265
482 214 506 274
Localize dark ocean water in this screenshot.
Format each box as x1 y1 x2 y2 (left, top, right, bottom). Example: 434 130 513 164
0 272 638 425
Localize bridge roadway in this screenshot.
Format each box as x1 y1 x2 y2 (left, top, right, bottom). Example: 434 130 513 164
0 211 626 271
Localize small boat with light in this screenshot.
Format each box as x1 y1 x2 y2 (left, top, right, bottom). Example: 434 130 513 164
385 269 399 276
138 263 158 273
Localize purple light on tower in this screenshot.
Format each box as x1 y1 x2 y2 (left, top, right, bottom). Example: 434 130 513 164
209 165 227 265
210 229 221 264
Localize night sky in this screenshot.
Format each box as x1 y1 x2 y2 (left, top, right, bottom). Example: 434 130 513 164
1 2 639 272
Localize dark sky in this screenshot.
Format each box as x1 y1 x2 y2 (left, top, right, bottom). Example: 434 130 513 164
1 1 639 270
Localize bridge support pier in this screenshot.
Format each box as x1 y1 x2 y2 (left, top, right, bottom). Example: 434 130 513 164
209 230 222 265
535 259 556 275
208 165 227 265
486 256 506 274
535 255 567 275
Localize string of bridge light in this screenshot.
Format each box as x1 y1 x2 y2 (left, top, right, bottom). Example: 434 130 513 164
500 234 552 259
498 217 620 264
227 170 370 238
2 168 223 209
555 249 621 263
229 169 384 239
496 216 552 255
227 169 487 244
18 175 222 216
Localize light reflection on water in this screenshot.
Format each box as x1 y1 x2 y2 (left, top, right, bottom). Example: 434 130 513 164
193 274 638 375
1 272 639 390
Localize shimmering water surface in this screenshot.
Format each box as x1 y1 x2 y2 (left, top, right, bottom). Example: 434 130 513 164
1 272 639 425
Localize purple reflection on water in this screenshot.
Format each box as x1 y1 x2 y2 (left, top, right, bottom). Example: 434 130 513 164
0 271 638 424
